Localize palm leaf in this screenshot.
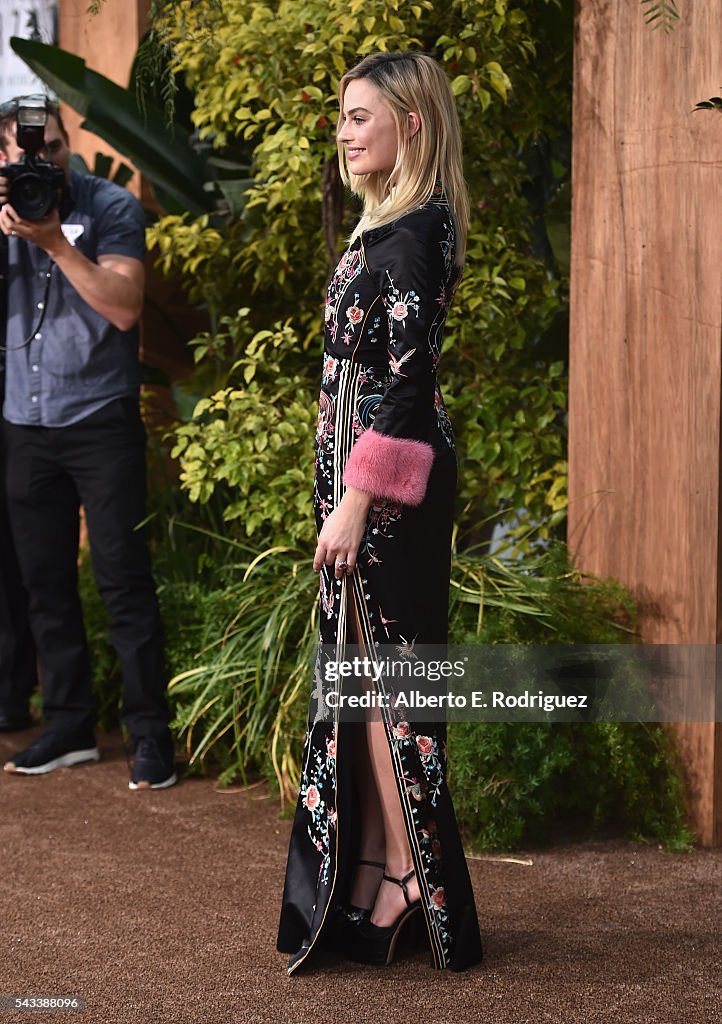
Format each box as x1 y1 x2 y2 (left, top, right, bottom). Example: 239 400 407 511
639 0 680 34
10 36 213 214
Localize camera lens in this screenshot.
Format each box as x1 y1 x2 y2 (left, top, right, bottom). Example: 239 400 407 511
9 169 55 221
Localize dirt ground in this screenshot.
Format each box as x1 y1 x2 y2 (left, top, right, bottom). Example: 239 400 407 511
0 727 720 1024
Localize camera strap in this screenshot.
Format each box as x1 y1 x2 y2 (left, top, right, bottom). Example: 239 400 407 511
0 248 54 353
0 231 7 391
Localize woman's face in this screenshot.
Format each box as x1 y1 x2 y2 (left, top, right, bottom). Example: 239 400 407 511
337 78 400 178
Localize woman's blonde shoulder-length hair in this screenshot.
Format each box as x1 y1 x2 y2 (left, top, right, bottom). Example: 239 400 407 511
338 51 469 266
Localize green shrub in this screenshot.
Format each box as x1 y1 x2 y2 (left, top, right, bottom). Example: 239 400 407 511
446 543 692 850
170 311 316 546
449 721 693 852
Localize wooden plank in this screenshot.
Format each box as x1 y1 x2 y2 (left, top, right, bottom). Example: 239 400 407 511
569 0 722 843
58 0 149 198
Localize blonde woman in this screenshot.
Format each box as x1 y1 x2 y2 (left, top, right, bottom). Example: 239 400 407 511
277 52 483 973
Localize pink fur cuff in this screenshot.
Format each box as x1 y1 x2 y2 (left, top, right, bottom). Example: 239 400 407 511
343 429 434 506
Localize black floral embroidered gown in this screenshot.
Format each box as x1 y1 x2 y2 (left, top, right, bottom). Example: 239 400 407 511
277 189 483 974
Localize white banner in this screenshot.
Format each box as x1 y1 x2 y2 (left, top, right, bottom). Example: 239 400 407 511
0 0 58 103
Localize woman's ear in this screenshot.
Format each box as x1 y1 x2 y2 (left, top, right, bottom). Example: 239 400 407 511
408 112 421 138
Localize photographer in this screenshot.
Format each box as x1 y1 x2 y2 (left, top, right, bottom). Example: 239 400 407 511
0 96 176 789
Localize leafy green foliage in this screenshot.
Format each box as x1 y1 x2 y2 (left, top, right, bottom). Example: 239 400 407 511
449 721 693 851
449 542 636 643
166 544 318 792
170 311 316 545
146 0 571 543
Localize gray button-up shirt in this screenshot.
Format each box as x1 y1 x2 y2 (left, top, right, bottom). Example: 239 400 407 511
3 170 145 427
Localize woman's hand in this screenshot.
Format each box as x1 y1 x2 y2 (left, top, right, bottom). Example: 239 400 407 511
314 486 374 578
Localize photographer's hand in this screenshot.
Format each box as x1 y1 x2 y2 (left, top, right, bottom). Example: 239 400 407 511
0 201 144 332
0 202 64 251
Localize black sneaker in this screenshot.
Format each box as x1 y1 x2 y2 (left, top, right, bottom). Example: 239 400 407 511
129 735 177 791
3 728 99 775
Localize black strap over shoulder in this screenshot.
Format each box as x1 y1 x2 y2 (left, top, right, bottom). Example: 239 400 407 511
0 230 7 394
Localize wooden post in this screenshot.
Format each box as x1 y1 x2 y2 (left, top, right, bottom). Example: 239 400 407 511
58 0 150 198
569 0 722 844
56 0 199 388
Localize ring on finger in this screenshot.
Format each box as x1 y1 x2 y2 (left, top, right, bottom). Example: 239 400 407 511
335 560 349 572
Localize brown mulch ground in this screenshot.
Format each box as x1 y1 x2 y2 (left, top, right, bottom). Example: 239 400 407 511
1 727 720 1024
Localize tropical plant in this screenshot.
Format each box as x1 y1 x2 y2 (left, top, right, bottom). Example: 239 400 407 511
70 151 134 188
11 37 212 214
166 543 317 790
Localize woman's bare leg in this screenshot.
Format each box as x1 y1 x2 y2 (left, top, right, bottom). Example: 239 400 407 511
346 584 420 927
347 589 385 909
349 724 386 908
365 720 421 927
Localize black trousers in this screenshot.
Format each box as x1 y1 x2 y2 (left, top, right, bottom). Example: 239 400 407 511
0 435 37 715
2 398 170 739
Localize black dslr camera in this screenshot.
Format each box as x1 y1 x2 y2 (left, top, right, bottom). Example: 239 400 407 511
0 95 65 221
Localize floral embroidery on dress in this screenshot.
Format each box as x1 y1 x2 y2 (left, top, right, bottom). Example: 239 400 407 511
314 388 336 502
324 247 364 345
340 292 365 344
299 726 337 888
385 727 452 950
439 217 455 281
360 500 403 566
384 272 421 342
415 733 445 807
316 389 334 447
435 386 455 450
319 569 335 619
322 354 338 385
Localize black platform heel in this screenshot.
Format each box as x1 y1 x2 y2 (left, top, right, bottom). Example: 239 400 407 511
344 858 385 923
346 869 423 966
327 859 385 951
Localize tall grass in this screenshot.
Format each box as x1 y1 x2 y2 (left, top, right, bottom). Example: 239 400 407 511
167 538 635 803
167 540 317 798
